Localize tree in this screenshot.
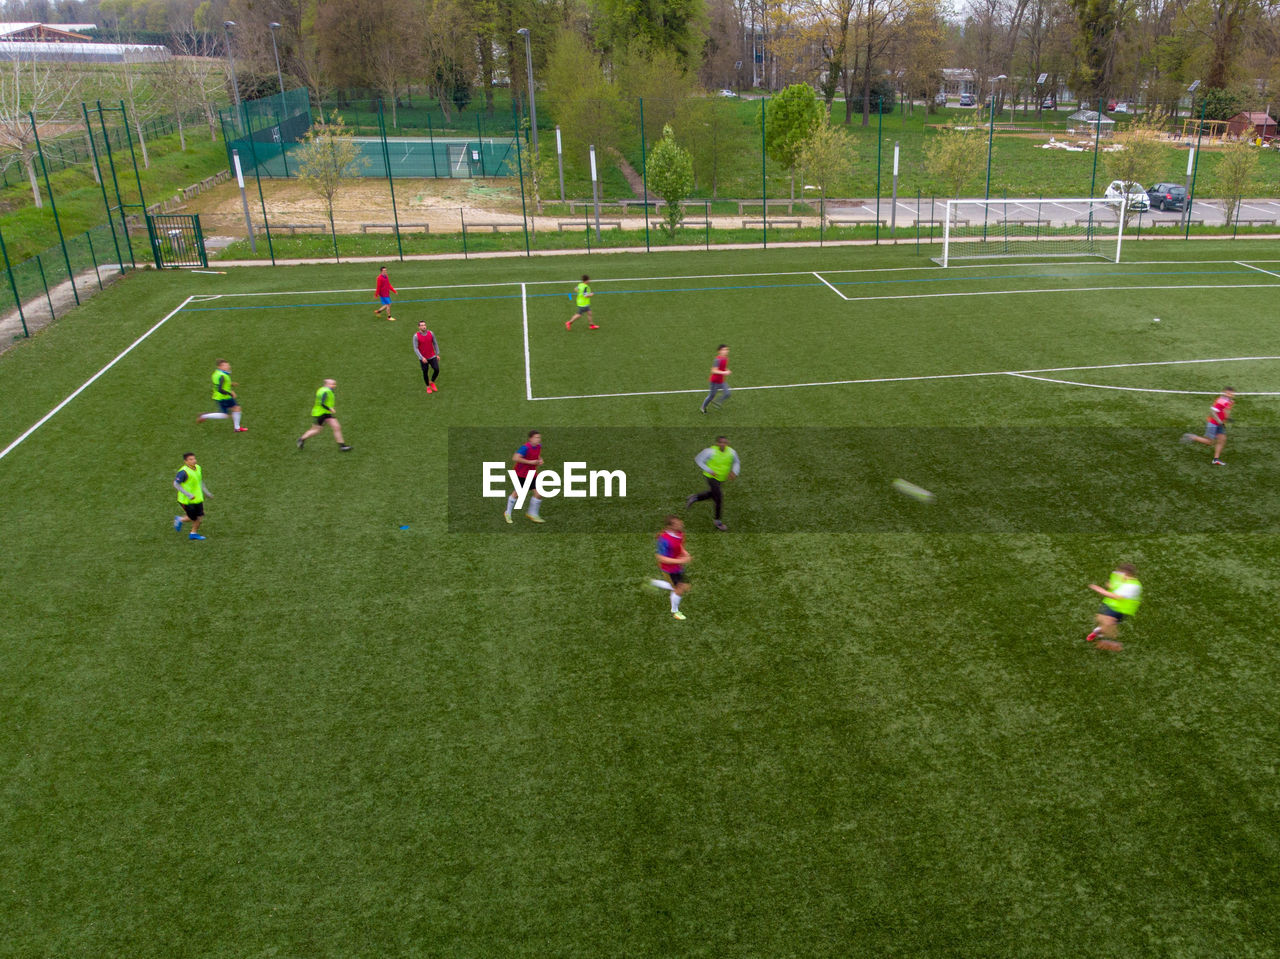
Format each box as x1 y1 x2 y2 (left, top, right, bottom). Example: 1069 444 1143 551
1103 107 1171 223
765 82 823 208
1213 138 1259 226
646 123 695 235
595 0 708 68
797 114 854 222
676 94 749 199
293 114 369 259
924 120 987 198
1068 0 1127 103
542 27 624 171
0 57 80 207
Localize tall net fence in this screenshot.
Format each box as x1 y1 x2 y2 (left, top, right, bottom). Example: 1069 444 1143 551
1 221 127 344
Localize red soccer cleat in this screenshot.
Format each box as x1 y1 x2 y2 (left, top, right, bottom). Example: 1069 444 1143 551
428 383 438 393
565 321 572 330
1086 629 1100 642
235 426 249 432
588 324 599 330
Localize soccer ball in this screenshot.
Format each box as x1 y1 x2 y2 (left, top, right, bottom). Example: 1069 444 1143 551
1152 317 1161 323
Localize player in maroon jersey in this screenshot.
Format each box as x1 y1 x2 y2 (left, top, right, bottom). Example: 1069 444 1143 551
374 267 396 320
504 430 545 524
1181 387 1235 465
700 345 731 413
648 515 692 620
413 321 440 393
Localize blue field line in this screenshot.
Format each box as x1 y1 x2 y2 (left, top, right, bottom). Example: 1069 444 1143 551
182 266 1274 313
181 281 824 312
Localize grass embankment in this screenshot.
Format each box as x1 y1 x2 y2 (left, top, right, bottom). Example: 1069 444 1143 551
0 130 229 262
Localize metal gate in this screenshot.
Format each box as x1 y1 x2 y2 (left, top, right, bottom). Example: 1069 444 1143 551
145 214 207 269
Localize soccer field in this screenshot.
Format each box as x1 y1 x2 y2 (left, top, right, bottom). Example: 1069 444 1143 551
3 243 1279 957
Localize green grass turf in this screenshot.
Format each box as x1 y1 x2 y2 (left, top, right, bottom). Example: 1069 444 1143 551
3 242 1280 957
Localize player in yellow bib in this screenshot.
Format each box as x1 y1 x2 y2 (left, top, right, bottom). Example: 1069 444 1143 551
172 452 210 540
1086 563 1142 647
296 379 352 451
566 274 598 331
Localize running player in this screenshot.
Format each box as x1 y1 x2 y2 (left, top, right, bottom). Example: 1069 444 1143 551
687 435 739 531
1085 563 1142 647
566 274 597 330
414 321 440 393
374 267 396 320
648 515 692 620
504 430 546 524
197 360 248 431
1182 387 1235 465
297 379 352 451
172 452 210 540
700 345 731 413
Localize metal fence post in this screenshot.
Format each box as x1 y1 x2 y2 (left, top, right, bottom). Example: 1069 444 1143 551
639 98 650 252
760 97 767 248
0 225 29 337
35 254 54 319
85 230 103 289
29 111 79 304
378 100 404 261
83 103 124 272
96 101 136 268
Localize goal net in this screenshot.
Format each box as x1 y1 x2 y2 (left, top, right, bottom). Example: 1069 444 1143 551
935 198 1126 267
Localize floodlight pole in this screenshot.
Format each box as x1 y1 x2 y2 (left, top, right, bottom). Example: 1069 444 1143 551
891 141 899 236
555 126 565 202
223 21 243 134
589 144 601 243
269 23 285 96
232 149 256 252
1186 96 1206 239
517 28 538 158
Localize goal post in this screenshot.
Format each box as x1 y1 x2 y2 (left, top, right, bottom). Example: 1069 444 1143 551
936 197 1126 267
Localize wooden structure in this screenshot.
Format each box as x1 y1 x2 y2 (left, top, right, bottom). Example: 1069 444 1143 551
1226 112 1278 141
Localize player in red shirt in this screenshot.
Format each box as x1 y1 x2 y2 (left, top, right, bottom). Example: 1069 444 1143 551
1181 387 1235 465
504 430 546 524
700 344 731 413
374 267 396 320
413 321 440 393
648 515 692 620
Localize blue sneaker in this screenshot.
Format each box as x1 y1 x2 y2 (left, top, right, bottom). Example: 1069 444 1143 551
188 533 206 541
174 515 184 531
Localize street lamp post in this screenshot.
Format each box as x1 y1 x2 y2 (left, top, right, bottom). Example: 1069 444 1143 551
517 28 538 157
269 22 285 96
223 21 243 131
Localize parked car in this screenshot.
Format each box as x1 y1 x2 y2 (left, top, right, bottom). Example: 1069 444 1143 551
1104 179 1150 211
1146 182 1189 212
934 91 948 106
718 88 738 98
959 93 976 107
1106 98 1118 111
1114 102 1131 113
1041 97 1056 109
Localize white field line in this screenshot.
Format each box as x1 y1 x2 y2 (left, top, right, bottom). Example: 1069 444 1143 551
204 259 1280 299
0 296 196 463
1005 372 1280 396
812 271 848 300
839 282 1280 305
520 282 532 402
1236 261 1280 280
528 356 1280 402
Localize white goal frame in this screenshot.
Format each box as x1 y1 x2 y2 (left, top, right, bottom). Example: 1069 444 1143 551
937 197 1126 267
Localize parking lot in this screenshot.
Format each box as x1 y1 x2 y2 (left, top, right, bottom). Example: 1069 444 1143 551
821 197 1280 229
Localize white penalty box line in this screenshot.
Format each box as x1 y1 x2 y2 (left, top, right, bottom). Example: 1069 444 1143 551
528 356 1280 402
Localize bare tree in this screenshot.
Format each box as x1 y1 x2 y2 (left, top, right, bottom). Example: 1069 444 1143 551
0 56 80 208
294 114 370 258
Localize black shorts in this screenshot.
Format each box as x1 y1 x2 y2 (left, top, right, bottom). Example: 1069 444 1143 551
181 502 204 520
315 413 334 425
1097 604 1126 622
665 571 685 587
